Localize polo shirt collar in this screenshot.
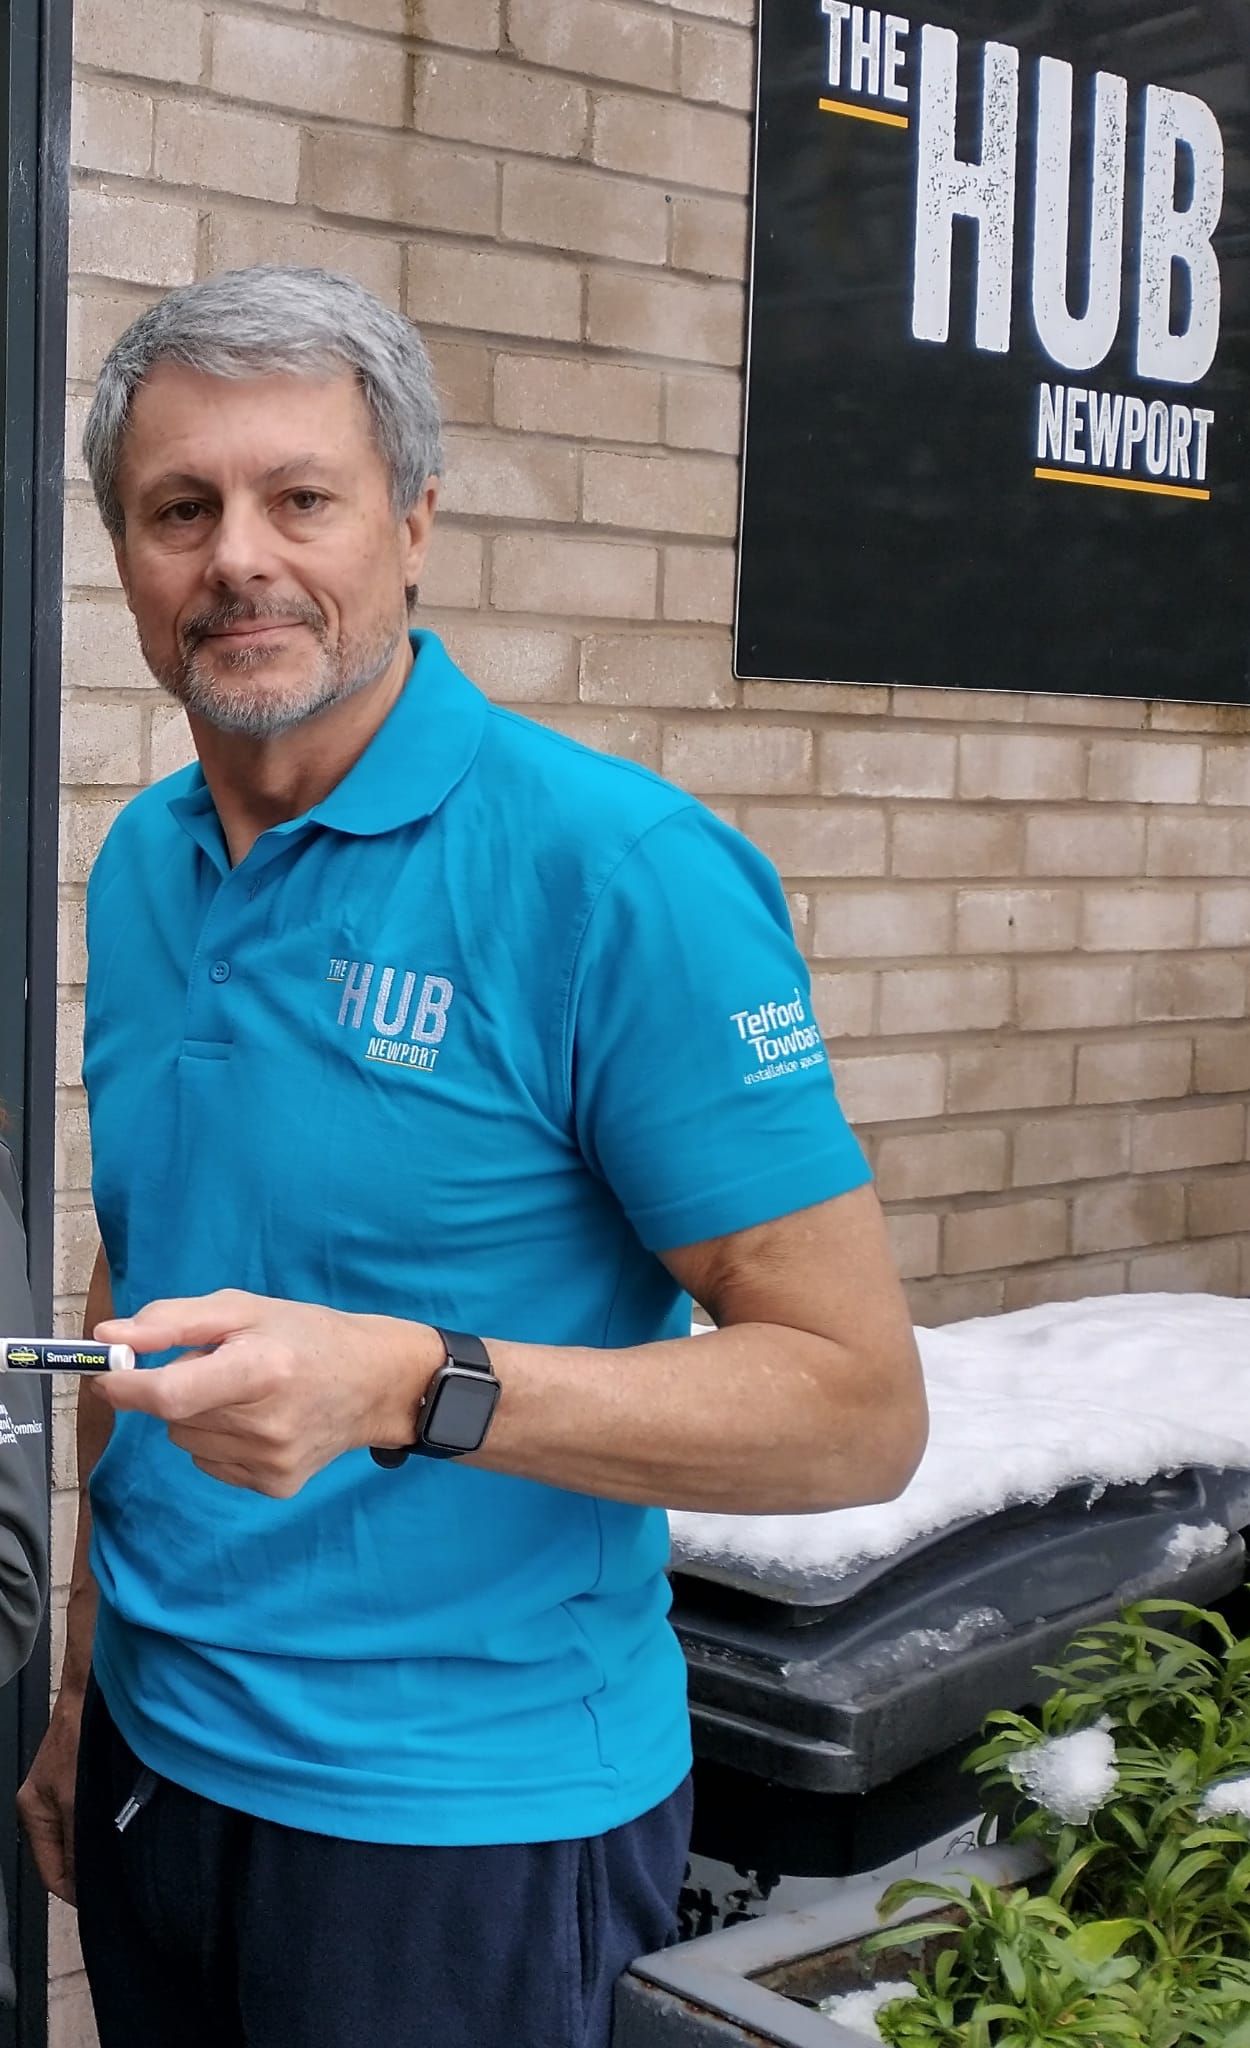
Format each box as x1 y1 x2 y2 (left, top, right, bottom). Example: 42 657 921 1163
166 630 487 864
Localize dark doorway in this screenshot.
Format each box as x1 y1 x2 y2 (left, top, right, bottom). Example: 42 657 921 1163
0 0 71 2042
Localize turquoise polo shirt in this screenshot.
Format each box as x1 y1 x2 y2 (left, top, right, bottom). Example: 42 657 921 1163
82 630 870 1845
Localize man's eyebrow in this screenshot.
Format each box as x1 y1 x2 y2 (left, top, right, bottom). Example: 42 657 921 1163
138 457 342 499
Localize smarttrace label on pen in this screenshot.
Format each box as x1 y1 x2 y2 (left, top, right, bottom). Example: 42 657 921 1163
0 1339 135 1374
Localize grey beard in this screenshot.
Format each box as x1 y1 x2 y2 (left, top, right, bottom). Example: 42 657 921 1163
148 605 406 740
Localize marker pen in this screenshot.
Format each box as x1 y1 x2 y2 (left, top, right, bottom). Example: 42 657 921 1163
0 1339 136 1374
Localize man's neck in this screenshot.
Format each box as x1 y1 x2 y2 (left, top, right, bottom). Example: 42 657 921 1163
188 641 413 867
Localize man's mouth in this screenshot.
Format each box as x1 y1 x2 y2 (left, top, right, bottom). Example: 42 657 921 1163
202 620 305 643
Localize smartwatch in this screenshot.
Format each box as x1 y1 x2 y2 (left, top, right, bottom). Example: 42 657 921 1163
370 1328 500 1469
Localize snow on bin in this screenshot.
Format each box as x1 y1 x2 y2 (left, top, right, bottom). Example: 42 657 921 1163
667 1295 1250 1918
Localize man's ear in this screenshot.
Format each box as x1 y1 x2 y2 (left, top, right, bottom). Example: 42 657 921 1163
112 537 134 610
403 479 439 590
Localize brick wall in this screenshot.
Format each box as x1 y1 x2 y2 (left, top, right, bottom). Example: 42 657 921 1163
49 0 1250 2034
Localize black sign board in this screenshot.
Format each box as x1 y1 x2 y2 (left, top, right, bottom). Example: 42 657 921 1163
735 2 1250 704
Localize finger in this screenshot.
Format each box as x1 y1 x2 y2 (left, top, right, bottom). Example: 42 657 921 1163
94 1289 261 1357
18 1800 71 1903
190 1455 287 1495
91 1345 275 1423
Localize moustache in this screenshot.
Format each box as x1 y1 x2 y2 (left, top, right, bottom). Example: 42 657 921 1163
182 599 326 646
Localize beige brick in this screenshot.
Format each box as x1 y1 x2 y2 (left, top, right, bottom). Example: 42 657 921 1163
1141 701 1250 735
879 964 1011 1036
437 621 578 704
1198 886 1250 948
1132 1103 1244 1174
908 1275 1006 1328
1189 1171 1250 1239
440 432 579 523
745 682 891 716
208 214 401 303
876 1128 1008 1203
1128 1239 1240 1296
583 449 738 539
662 722 810 795
1203 746 1250 807
833 1052 946 1124
1004 1259 1128 1310
678 19 755 108
809 971 876 1039
820 731 956 800
587 269 743 367
592 92 750 194
49 1971 99 2048
63 601 152 692
1024 812 1145 877
890 688 1026 724
1086 739 1203 804
153 101 302 204
955 887 1080 954
64 395 91 485
813 887 952 960
743 804 886 879
1071 1180 1184 1254
408 239 580 342
1075 1037 1192 1105
885 1211 940 1282
1028 694 1145 730
1016 959 1134 1030
494 355 660 443
580 632 733 711
303 132 497 236
66 288 151 382
502 160 668 266
58 898 88 986
59 798 126 885
670 194 750 280
947 1042 1074 1114
1079 887 1197 952
1012 1112 1131 1187
507 0 674 90
72 83 153 177
212 17 406 125
429 340 491 426
49 1895 84 1986
958 734 1085 802
64 498 120 591
420 525 484 609
531 708 659 767
148 706 197 781
1195 1029 1250 1096
892 810 1021 880
664 372 741 455
1136 957 1245 1023
53 1197 98 1300
75 0 204 84
663 546 735 625
325 0 499 43
60 699 143 786
492 534 657 619
671 0 754 22
70 192 198 289
1146 812 1250 876
943 1199 1068 1275
413 53 586 157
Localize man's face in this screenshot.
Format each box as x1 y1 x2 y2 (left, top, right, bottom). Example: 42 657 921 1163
112 364 436 739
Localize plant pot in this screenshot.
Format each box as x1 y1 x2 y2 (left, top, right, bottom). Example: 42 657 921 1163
613 1843 1046 2047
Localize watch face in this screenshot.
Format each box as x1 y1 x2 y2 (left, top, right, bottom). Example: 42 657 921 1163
425 1369 500 1453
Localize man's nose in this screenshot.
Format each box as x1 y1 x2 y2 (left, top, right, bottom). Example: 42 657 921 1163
203 499 280 590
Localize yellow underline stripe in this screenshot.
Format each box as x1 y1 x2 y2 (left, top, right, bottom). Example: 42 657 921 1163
1034 466 1210 503
818 96 910 129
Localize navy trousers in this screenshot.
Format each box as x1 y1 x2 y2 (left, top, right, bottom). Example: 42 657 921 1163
75 1679 692 2048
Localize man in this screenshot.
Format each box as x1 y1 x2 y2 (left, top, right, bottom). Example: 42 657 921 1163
19 266 927 2048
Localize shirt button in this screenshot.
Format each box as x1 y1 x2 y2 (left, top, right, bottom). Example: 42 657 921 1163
210 961 231 984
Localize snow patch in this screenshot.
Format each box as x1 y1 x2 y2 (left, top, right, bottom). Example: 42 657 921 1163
1007 1719 1118 1824
818 1983 919 2038
1164 1521 1229 1569
671 1294 1250 1591
1199 1776 1250 1822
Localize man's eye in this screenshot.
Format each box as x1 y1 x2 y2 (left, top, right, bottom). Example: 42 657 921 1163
287 491 326 513
161 502 205 525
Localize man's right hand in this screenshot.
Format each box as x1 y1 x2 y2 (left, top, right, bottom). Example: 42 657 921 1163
18 1685 85 1906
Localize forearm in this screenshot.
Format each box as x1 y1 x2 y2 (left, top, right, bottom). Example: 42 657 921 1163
376 1319 927 1515
59 1251 115 1699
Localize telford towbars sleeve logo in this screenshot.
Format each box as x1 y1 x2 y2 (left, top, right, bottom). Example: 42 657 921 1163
732 989 827 1086
820 5 1224 502
328 957 454 1074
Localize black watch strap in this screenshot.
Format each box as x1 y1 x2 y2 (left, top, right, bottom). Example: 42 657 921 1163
370 1327 494 1468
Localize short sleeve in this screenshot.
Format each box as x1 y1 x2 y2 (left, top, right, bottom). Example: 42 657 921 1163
567 805 870 1251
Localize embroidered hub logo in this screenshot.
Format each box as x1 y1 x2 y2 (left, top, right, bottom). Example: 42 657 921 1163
730 989 826 1086
327 958 455 1075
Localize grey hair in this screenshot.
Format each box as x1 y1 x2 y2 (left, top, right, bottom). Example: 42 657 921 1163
83 265 445 538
